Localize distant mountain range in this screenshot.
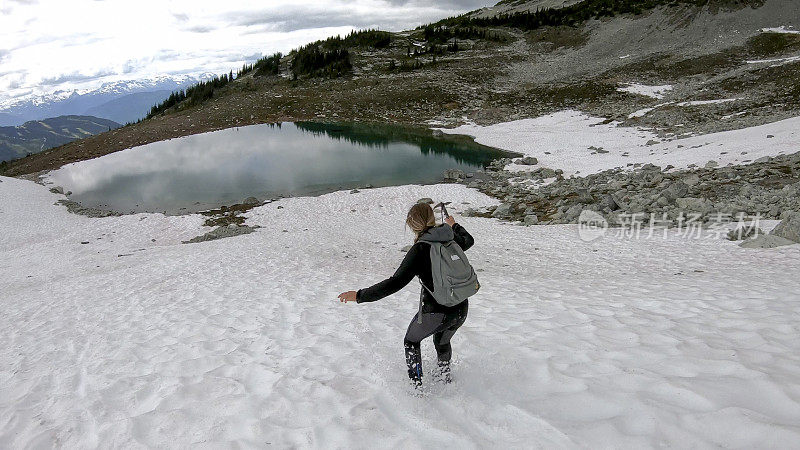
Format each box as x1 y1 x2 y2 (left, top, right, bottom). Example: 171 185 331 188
0 115 121 163
0 75 213 127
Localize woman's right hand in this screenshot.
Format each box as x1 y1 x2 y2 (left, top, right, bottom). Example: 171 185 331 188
337 291 358 303
445 216 456 226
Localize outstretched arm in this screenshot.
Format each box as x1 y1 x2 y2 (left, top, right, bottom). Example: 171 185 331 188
357 244 420 303
338 244 421 304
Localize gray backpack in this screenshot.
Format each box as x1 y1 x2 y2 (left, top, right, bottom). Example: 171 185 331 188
416 234 480 322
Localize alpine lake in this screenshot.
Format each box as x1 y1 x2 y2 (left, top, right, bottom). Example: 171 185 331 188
46 122 513 215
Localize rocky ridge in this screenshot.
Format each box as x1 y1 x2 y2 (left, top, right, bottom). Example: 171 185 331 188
454 150 800 230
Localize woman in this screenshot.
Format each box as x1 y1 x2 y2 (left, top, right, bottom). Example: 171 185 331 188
338 203 474 389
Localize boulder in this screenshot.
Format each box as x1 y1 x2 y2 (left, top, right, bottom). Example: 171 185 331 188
417 197 434 204
565 204 584 222
739 235 797 249
443 168 466 181
523 214 539 226
539 168 557 178
754 156 771 164
599 194 618 211
641 163 661 172
676 197 712 212
243 196 260 205
183 225 257 244
575 189 594 204
514 156 539 165
770 211 800 243
661 181 689 201
681 174 700 186
492 203 513 218
49 186 64 194
727 226 764 241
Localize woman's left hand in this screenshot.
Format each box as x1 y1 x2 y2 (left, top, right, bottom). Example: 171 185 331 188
445 216 456 226
338 291 358 303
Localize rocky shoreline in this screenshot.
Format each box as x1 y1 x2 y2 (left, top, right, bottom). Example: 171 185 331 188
454 150 800 237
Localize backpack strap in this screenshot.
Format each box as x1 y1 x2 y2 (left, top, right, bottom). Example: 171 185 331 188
417 278 436 324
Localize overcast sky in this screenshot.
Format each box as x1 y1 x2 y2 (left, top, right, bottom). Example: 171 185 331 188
0 0 496 105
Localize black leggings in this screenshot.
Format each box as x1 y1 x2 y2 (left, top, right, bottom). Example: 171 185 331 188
403 302 468 384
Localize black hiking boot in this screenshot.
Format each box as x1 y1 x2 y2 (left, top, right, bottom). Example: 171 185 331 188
405 343 424 394
434 360 452 384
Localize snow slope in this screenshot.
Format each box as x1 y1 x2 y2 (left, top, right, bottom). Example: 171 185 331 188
442 110 800 176
616 83 673 99
2 176 800 448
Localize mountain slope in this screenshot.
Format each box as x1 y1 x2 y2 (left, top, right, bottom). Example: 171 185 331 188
0 115 121 163
83 90 176 125
0 76 211 127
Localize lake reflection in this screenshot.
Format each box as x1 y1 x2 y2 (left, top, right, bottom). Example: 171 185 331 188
47 122 506 214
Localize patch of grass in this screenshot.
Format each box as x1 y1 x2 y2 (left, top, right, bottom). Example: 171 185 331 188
528 81 620 106
608 32 800 80
527 26 589 49
717 60 800 105
665 52 737 77
388 59 426 72
743 32 800 58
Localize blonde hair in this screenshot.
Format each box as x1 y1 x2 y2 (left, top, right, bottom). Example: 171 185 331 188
406 203 437 242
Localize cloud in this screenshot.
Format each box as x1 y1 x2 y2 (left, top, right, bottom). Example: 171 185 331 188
0 0 497 106
383 0 489 7
223 2 476 33
185 25 217 33
40 70 115 86
0 0 37 15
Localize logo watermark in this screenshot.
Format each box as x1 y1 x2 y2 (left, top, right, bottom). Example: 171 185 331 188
578 210 763 242
578 210 609 242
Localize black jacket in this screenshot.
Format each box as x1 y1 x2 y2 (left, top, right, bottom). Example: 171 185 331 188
357 223 475 312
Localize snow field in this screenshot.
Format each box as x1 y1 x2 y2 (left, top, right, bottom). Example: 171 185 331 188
616 83 673 100
760 26 800 34
442 110 800 177
2 175 800 448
